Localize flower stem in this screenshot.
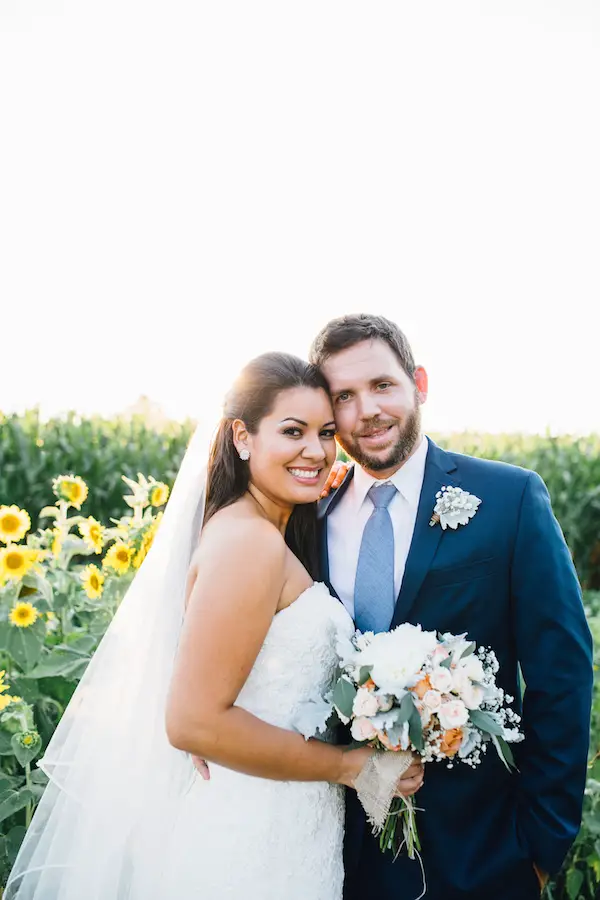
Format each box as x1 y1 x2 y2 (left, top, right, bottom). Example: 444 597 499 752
25 761 33 828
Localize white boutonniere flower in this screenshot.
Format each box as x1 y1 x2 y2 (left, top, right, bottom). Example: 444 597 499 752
429 485 482 530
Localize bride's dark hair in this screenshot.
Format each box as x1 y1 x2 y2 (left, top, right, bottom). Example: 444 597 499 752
203 352 331 579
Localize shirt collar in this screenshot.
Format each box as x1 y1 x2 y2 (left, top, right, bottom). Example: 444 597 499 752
352 435 428 513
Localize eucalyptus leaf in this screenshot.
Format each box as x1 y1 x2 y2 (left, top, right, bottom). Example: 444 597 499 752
408 706 424 752
357 666 372 685
469 708 504 736
332 677 357 721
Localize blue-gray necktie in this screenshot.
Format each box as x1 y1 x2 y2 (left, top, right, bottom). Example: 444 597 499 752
354 482 397 633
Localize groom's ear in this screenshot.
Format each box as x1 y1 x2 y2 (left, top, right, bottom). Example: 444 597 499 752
414 366 428 404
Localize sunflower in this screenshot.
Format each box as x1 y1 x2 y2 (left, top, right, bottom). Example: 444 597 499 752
0 545 38 582
0 694 21 712
0 505 31 544
133 513 163 569
103 541 134 575
52 475 89 509
9 601 39 628
149 483 169 507
81 563 105 599
78 517 105 553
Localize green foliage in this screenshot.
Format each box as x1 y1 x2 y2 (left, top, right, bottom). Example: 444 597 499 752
0 409 193 531
544 594 600 900
0 472 165 887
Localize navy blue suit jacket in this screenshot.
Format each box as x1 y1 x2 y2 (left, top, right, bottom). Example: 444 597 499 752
319 438 593 900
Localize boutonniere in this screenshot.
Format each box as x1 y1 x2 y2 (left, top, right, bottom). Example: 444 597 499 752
429 485 482 530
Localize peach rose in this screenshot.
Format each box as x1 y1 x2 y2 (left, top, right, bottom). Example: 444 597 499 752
376 729 401 752
412 675 432 700
440 727 464 757
351 716 378 742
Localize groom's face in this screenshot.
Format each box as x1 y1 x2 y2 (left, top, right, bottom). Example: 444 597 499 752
321 339 424 475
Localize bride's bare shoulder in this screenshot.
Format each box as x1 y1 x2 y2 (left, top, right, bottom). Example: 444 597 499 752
191 501 285 572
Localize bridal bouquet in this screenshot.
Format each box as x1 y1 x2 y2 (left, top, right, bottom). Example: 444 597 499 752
332 624 523 859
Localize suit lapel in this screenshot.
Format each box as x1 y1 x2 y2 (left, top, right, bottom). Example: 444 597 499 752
391 439 459 628
317 466 355 595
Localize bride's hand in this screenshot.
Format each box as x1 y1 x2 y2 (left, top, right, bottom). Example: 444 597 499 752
393 758 424 797
320 460 351 498
336 746 374 789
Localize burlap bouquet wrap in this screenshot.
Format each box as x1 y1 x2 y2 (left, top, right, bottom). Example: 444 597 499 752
354 750 414 831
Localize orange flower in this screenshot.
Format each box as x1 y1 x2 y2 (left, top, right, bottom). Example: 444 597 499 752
362 678 377 691
376 729 402 752
413 675 432 700
440 727 463 757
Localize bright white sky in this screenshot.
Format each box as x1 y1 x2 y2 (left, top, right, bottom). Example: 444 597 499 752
1 1 599 435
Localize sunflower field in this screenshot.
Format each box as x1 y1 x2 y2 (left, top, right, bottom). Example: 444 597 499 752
0 471 168 887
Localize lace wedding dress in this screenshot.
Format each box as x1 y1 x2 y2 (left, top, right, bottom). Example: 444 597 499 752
161 581 354 899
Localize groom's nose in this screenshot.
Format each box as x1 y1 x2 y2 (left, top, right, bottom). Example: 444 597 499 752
357 391 382 420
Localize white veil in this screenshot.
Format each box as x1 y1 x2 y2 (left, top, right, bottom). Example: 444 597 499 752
5 425 210 900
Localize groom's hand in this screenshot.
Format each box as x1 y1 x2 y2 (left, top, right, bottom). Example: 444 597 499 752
192 755 211 780
320 461 351 498
394 759 424 798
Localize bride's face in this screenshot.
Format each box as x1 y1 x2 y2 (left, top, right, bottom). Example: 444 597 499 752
246 386 337 505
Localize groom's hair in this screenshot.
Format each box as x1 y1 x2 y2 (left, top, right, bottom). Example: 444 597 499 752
308 313 416 381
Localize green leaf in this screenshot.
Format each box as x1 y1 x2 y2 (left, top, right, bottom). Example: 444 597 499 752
39 507 59 519
11 731 42 767
357 666 372 685
6 825 26 864
566 868 584 900
332 677 357 720
0 788 35 825
64 633 96 653
0 729 16 756
408 705 424 752
396 692 415 724
459 641 476 659
0 620 45 672
26 647 90 680
469 708 504 736
495 735 516 769
439 657 453 670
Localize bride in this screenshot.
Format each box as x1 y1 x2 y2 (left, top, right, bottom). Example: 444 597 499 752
6 352 420 900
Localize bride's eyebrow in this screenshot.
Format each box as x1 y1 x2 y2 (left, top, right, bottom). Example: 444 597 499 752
279 417 308 426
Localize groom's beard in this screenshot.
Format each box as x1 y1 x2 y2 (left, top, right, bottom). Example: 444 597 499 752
337 402 422 472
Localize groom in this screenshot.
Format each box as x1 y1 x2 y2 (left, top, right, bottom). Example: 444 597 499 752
310 314 593 900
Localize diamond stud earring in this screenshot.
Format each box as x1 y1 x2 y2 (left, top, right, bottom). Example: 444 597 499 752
239 449 250 461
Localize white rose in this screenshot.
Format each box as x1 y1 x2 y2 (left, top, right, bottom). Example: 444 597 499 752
451 666 470 696
430 667 453 693
352 688 379 719
351 716 377 742
462 655 485 683
461 682 485 710
422 689 442 711
438 700 469 730
366 625 438 695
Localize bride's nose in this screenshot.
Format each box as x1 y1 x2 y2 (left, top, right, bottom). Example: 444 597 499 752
301 435 327 461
